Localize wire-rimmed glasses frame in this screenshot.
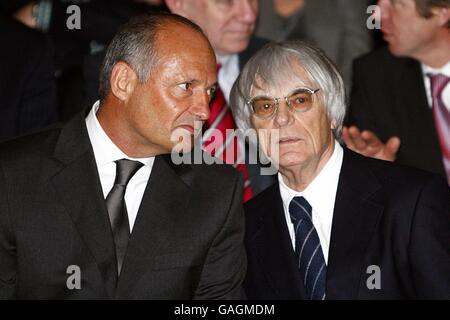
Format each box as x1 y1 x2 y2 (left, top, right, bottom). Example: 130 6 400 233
246 87 321 119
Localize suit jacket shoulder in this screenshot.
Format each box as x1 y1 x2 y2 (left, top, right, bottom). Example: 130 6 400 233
244 148 450 299
0 113 247 299
348 46 445 176
238 36 269 69
333 149 450 299
353 46 414 73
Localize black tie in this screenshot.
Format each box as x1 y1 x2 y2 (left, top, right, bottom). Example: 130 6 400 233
105 159 143 275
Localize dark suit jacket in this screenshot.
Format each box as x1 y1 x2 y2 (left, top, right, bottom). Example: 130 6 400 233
238 37 268 69
244 148 450 299
0 112 246 299
0 15 58 141
348 47 446 179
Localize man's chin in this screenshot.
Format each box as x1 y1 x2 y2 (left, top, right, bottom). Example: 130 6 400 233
219 39 251 55
387 43 408 57
170 143 194 157
170 128 195 154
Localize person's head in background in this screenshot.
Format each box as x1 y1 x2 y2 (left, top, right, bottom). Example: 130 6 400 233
377 0 450 66
165 0 258 55
97 13 217 158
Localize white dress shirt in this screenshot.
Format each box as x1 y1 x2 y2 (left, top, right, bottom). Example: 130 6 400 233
217 54 240 104
85 101 155 231
421 61 450 111
278 142 344 264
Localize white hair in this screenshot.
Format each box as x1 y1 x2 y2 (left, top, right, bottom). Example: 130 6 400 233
230 41 347 139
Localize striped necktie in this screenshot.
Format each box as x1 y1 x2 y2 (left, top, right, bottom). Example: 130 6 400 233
427 73 450 184
289 196 326 300
202 64 254 202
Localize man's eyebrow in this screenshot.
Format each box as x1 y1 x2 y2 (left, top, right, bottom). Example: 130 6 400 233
185 79 201 85
186 79 218 90
208 82 219 90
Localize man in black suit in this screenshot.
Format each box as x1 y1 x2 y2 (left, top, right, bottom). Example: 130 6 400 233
0 13 58 141
230 41 450 299
0 13 246 299
166 0 275 200
3 0 168 121
344 0 450 184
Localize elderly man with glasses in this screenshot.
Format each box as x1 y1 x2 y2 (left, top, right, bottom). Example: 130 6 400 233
230 41 450 300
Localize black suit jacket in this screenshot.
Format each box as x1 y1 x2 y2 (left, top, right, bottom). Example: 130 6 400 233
0 15 58 141
0 113 246 299
244 148 450 299
348 47 445 179
238 37 268 69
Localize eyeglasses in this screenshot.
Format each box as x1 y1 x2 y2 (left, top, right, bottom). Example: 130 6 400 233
246 87 320 119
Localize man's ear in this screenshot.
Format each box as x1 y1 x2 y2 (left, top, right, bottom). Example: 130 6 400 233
431 7 450 27
165 0 185 15
331 120 337 130
110 61 138 102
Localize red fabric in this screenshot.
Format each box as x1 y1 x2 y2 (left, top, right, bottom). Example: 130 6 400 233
203 64 254 202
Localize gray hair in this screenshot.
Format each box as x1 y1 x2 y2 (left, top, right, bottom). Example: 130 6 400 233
98 13 205 102
230 41 347 139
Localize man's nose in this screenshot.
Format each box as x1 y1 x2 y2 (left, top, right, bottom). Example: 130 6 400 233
236 0 258 24
377 0 390 21
190 92 211 121
274 100 292 128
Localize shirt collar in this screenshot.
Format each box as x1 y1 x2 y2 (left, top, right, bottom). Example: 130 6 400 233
85 100 155 169
421 60 450 77
216 54 237 66
278 141 343 215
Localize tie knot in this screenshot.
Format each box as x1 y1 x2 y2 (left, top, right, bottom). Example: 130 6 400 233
114 159 143 187
289 196 312 224
427 73 450 98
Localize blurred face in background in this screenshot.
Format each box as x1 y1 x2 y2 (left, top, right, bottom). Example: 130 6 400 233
167 0 258 55
378 0 447 59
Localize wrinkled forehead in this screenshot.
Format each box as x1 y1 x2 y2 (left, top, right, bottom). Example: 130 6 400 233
249 56 318 97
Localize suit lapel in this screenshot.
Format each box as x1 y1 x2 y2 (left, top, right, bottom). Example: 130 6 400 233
50 114 117 298
326 149 384 299
115 154 193 298
251 184 307 299
396 59 445 175
397 59 433 132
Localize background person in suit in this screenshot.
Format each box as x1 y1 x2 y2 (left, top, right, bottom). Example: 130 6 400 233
0 13 246 299
165 0 275 200
344 0 450 184
0 13 58 141
255 0 374 88
230 41 450 299
2 0 167 122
